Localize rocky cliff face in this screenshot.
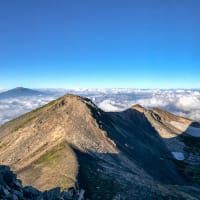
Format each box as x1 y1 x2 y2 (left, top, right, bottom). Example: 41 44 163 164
0 94 200 199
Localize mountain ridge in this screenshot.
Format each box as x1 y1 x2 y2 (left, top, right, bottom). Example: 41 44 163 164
0 94 200 199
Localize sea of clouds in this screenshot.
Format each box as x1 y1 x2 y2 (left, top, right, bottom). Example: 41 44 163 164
0 89 200 125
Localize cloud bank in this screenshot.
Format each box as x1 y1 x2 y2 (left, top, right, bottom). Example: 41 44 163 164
95 89 200 122
0 89 199 125
0 96 56 125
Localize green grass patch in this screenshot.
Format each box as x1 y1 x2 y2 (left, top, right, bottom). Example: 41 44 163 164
12 116 36 132
35 144 65 166
0 142 7 149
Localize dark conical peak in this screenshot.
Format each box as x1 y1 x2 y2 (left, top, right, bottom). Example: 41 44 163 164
131 104 147 113
11 87 36 92
12 87 41 93
14 87 26 90
0 87 43 99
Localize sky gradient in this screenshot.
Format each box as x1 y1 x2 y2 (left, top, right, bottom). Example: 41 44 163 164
0 0 200 89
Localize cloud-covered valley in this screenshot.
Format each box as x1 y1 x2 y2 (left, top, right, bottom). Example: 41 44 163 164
0 89 200 125
0 96 55 125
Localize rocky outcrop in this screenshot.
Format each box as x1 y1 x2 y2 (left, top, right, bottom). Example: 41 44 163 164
0 165 84 200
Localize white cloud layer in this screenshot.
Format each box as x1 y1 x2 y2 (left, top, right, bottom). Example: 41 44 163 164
91 89 200 122
0 96 56 125
0 89 200 125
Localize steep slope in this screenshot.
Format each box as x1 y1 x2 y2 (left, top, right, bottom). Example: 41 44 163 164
0 87 44 99
0 94 200 199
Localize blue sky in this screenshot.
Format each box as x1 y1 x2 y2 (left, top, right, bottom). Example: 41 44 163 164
0 0 200 89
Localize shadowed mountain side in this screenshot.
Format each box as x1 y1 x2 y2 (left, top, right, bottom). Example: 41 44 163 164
171 130 200 186
74 148 200 200
94 108 187 185
0 94 200 199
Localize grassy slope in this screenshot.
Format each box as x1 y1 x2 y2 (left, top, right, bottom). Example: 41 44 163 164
17 142 78 191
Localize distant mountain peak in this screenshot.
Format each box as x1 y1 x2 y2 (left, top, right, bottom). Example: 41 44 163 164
0 87 44 99
11 87 39 92
14 87 26 90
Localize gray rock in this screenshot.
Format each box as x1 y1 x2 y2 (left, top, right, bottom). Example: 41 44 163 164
43 187 61 200
77 189 85 200
62 193 73 200
0 174 5 186
23 186 41 198
13 180 22 189
61 188 74 199
2 186 10 196
13 189 24 199
34 195 45 200
5 193 19 200
3 171 16 185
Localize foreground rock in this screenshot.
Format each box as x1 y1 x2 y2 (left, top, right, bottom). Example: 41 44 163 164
0 165 84 200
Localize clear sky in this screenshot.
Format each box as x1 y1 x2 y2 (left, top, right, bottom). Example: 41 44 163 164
0 0 200 89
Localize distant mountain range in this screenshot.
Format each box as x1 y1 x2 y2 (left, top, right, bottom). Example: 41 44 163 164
0 87 44 99
0 94 200 199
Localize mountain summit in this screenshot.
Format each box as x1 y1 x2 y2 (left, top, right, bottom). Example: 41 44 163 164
0 94 200 199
